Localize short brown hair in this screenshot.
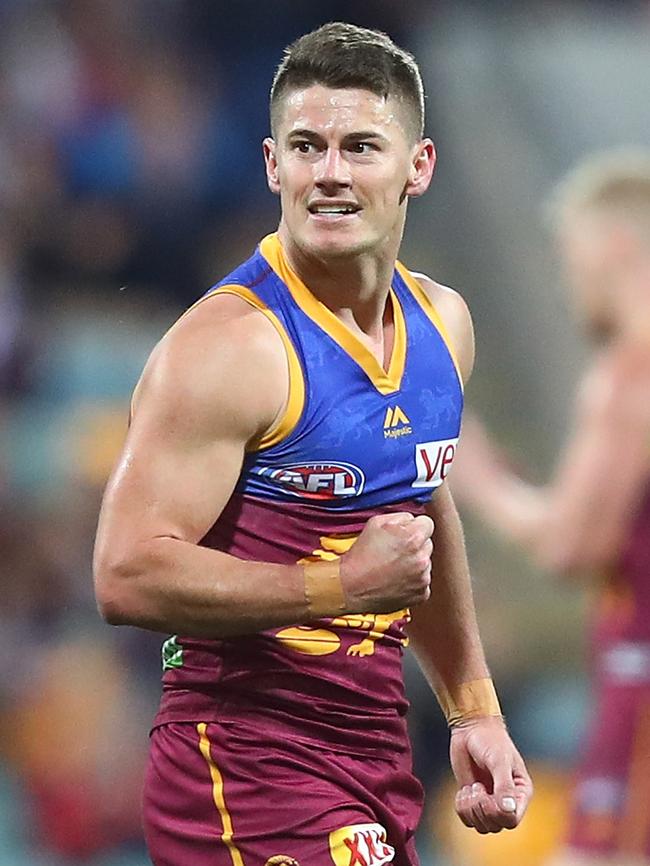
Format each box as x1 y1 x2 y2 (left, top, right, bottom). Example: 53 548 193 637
270 22 425 141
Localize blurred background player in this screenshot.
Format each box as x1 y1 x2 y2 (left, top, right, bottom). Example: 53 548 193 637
451 149 650 866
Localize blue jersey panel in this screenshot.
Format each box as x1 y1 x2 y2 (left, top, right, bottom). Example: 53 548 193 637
207 236 463 511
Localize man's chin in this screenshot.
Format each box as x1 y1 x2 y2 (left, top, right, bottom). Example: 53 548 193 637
303 228 373 259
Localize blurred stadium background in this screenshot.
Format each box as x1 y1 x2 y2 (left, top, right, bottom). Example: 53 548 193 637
1 1 649 864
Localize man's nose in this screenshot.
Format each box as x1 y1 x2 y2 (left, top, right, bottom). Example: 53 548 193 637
314 148 351 190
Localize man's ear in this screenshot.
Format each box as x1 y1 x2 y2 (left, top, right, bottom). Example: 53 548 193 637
405 138 436 198
263 138 280 195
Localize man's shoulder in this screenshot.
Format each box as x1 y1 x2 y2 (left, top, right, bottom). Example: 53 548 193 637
409 271 467 307
405 269 473 341
131 290 289 439
166 289 286 367
403 269 474 384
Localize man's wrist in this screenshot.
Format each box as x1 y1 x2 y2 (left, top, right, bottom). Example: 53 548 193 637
435 677 503 727
302 559 347 618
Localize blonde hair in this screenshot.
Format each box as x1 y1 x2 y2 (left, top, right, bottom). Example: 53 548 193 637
548 148 650 241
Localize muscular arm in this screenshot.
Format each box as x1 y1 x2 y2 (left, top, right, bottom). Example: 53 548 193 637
407 272 484 682
408 273 532 832
407 484 489 690
94 294 312 638
452 346 650 573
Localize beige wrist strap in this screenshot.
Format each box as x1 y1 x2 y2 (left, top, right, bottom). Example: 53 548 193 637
303 559 347 619
435 678 502 727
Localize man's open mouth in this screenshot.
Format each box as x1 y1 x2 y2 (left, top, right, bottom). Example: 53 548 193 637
307 203 362 216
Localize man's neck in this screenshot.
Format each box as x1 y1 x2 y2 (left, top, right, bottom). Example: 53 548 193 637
277 226 400 335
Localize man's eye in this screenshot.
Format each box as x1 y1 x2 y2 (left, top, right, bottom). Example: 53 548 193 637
293 141 315 153
350 142 374 154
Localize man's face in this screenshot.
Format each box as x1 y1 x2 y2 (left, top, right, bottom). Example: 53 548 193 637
264 85 434 259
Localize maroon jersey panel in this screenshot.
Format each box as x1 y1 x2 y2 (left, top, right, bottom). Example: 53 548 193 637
593 482 650 645
154 494 427 756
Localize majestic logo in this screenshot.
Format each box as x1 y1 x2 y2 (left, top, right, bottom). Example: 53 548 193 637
383 405 412 439
329 823 395 866
261 462 365 499
413 437 458 488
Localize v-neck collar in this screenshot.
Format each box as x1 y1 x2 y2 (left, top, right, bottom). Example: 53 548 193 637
259 233 406 396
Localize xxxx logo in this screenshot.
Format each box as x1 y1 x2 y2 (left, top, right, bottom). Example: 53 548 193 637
383 405 412 440
329 823 395 866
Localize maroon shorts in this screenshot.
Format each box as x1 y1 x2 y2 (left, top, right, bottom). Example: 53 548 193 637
143 721 424 866
567 639 650 860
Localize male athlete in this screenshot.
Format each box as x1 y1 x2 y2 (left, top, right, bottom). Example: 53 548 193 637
451 150 650 866
94 23 532 866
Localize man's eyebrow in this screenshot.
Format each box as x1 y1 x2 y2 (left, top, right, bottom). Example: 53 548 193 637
286 129 324 141
343 131 388 142
285 129 389 143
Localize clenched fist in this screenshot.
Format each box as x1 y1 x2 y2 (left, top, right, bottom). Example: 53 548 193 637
340 512 434 613
450 717 533 834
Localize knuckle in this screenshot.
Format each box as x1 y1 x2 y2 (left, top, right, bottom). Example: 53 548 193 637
483 804 500 824
402 533 420 555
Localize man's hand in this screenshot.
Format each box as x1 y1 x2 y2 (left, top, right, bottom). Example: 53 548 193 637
340 512 434 613
450 716 533 834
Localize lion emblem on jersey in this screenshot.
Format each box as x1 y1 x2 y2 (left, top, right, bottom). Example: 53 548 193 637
264 856 300 866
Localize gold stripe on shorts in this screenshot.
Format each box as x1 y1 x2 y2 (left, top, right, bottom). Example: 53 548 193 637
197 723 246 866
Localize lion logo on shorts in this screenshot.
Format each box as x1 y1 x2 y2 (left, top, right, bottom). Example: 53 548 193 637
264 856 300 866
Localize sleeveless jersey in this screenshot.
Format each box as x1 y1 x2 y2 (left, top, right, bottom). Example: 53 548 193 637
153 233 464 756
594 481 650 646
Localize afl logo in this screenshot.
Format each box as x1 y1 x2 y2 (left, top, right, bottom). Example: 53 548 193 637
262 461 365 499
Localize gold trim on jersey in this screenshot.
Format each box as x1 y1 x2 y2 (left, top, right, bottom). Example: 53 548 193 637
197 723 246 866
129 283 305 450
206 284 305 450
260 234 406 396
394 261 464 389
